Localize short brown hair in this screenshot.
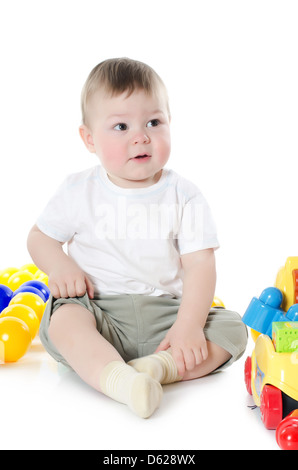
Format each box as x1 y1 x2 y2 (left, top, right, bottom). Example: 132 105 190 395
81 58 169 126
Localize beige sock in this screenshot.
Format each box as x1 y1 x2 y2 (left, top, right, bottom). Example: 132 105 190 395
99 361 163 418
128 350 182 384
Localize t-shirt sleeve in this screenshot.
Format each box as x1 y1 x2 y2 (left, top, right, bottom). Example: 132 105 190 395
36 178 76 243
177 191 220 255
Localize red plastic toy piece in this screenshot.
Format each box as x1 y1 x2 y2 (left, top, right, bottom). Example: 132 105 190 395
276 410 298 450
260 385 283 429
244 356 252 395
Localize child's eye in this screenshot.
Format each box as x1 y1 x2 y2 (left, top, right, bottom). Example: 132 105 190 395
147 119 160 128
114 123 128 131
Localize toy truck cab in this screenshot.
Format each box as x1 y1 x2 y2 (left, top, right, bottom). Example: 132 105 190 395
245 333 298 429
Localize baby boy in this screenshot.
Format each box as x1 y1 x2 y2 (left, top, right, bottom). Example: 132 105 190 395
27 58 247 418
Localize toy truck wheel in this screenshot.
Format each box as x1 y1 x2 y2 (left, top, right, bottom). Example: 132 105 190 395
260 385 283 430
244 356 252 395
276 410 298 451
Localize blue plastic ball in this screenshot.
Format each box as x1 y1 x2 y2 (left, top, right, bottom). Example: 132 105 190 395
12 285 47 302
20 280 50 302
0 284 13 313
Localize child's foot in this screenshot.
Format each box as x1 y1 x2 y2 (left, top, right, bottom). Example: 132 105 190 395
128 350 182 384
129 373 163 418
99 361 163 418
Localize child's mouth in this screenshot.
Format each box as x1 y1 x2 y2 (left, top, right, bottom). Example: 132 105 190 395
132 154 151 162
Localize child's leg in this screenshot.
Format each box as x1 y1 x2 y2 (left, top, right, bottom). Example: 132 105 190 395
129 306 247 384
49 303 122 387
181 342 231 381
129 342 231 384
48 303 162 418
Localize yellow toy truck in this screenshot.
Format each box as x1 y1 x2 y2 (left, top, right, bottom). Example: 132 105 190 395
243 257 298 450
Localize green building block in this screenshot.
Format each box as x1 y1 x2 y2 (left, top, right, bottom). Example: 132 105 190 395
272 322 298 353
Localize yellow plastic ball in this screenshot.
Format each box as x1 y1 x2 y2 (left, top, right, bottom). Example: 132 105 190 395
20 263 39 275
33 269 42 279
0 316 32 363
7 271 34 291
10 292 46 323
211 296 226 308
0 267 19 286
0 304 40 340
34 271 49 285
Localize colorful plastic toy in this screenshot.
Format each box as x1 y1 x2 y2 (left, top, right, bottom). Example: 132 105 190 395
20 263 40 275
0 285 13 312
0 267 19 286
211 296 225 308
245 331 298 424
276 410 298 451
275 256 298 311
0 316 32 363
0 265 48 288
243 257 298 450
6 270 35 291
10 292 46 323
21 280 50 302
0 304 40 340
0 263 48 363
242 287 298 338
12 285 47 302
272 322 298 353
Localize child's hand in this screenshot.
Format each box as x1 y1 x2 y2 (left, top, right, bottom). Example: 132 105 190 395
155 318 208 377
48 260 94 299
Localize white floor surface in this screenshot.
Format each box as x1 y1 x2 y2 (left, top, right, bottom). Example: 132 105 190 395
0 336 279 451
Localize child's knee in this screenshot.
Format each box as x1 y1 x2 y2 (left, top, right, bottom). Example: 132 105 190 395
48 303 94 343
48 304 70 344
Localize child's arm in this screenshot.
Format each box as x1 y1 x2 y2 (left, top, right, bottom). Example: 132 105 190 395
155 248 216 377
27 225 94 299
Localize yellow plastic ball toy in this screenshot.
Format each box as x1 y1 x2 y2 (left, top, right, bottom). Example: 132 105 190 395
34 270 49 285
35 273 49 286
0 316 32 363
20 263 39 275
0 267 19 286
0 304 40 340
9 292 46 323
211 296 226 308
7 271 34 291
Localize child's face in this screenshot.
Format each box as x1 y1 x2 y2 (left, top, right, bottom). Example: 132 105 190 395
79 88 171 188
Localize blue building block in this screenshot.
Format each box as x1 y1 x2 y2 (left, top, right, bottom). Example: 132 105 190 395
243 287 298 338
243 287 286 338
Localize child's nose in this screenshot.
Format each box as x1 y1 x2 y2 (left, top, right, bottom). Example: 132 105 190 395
132 132 150 145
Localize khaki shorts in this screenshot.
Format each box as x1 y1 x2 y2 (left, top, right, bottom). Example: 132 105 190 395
39 293 248 370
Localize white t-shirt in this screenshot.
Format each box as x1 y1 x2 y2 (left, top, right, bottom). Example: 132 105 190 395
37 165 219 298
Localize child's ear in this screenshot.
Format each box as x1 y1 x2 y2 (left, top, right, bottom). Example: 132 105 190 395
79 125 96 153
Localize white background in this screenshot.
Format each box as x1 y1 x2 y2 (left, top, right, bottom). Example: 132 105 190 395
0 0 297 450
